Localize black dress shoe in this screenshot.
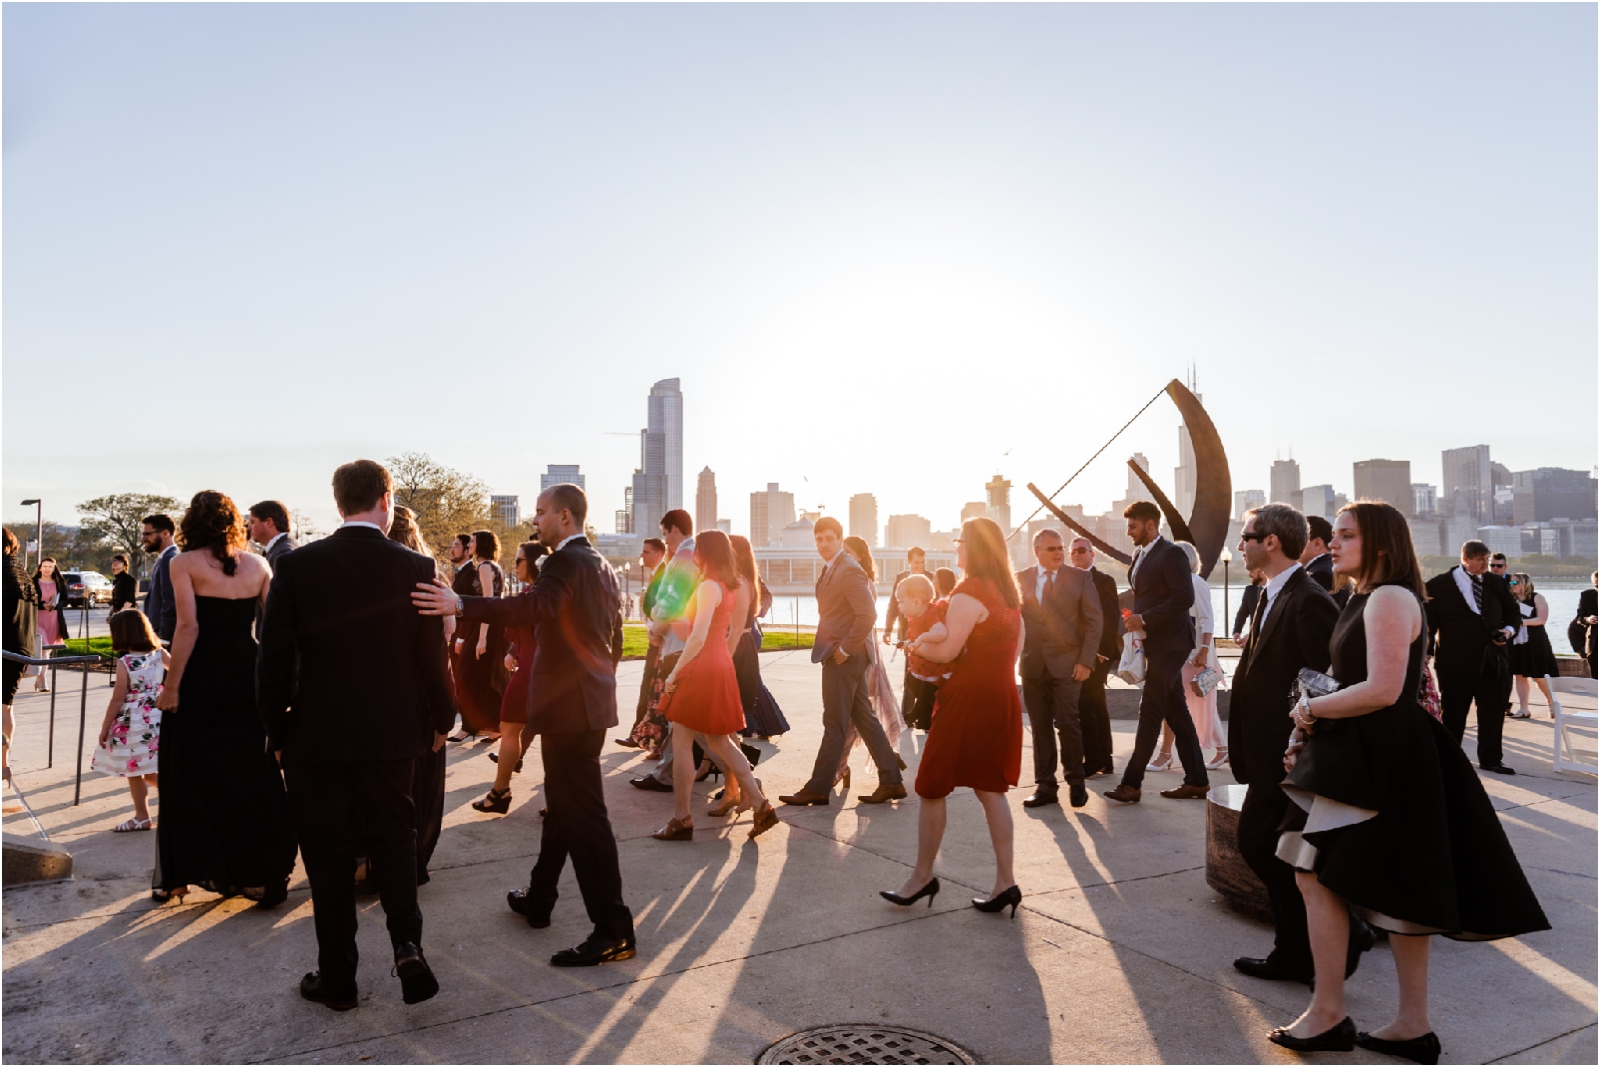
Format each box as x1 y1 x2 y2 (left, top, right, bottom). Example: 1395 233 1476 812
1480 762 1517 775
299 971 358 1011
507 887 557 928
1267 1016 1356 1052
551 933 636 967
1022 791 1059 809
1068 782 1089 808
252 877 290 910
1355 1030 1441 1065
392 942 439 1004
629 775 673 792
1233 956 1313 984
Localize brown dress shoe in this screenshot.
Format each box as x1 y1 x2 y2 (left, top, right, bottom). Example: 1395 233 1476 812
778 787 830 806
1103 784 1142 803
858 783 907 804
1159 783 1210 800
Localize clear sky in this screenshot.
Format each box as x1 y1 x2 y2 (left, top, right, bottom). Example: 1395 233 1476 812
4 3 1595 538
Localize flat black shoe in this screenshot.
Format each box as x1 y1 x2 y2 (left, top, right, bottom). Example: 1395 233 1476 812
252 877 290 910
880 877 940 908
551 934 636 967
629 775 673 792
972 885 1022 919
1355 1030 1441 1065
299 971 358 1011
1022 792 1059 809
392 942 439 1004
740 743 762 767
1267 1016 1355 1053
1068 782 1089 808
488 751 523 773
1480 762 1517 775
1233 956 1313 984
507 887 557 928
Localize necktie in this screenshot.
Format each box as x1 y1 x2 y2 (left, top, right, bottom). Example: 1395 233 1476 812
1470 573 1484 613
1045 570 1056 599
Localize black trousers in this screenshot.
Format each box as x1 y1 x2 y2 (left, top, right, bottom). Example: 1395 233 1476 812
1023 671 1084 793
1238 780 1312 974
285 755 422 983
1079 660 1114 773
902 671 936 731
412 744 447 881
1439 664 1510 767
1121 649 1208 789
527 728 633 940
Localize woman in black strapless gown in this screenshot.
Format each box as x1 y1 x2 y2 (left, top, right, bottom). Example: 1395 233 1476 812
1268 502 1548 1064
153 491 297 905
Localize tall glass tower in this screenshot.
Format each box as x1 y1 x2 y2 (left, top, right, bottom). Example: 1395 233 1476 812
630 378 684 533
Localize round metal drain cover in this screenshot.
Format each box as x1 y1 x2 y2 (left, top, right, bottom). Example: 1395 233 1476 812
757 1025 976 1065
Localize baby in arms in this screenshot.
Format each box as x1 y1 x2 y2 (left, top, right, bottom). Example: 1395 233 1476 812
896 573 952 684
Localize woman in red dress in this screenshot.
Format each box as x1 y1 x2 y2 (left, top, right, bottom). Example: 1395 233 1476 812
652 531 779 842
882 517 1025 917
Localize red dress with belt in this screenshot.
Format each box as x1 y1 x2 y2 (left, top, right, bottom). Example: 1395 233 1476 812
663 580 746 736
914 577 1024 799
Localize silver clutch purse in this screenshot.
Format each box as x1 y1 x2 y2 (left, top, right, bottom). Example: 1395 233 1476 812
1293 667 1342 702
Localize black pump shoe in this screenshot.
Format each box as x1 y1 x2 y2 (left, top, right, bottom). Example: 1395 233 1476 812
972 885 1022 919
1354 1030 1441 1065
1268 1016 1356 1053
880 877 940 908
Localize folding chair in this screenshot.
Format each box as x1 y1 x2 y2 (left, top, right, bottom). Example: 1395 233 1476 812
1549 676 1598 775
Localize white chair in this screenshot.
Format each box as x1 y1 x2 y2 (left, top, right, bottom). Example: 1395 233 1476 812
1548 676 1598 775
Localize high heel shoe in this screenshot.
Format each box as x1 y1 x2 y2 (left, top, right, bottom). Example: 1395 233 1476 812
748 802 779 840
838 767 852 790
1206 748 1230 769
694 761 720 783
1267 1016 1356 1053
1354 1030 1440 1065
708 793 741 817
471 787 511 814
1146 753 1175 772
740 743 762 768
488 751 523 773
651 815 693 841
880 877 940 908
972 885 1022 918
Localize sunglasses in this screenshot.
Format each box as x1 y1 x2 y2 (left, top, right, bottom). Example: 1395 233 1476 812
1239 532 1266 543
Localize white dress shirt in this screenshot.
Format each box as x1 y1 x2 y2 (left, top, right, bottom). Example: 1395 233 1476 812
1129 534 1167 583
555 532 587 552
339 521 383 532
1035 565 1061 602
1452 565 1514 637
1259 562 1303 626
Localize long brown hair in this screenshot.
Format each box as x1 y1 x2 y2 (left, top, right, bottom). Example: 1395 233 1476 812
843 536 876 581
729 534 759 590
693 530 741 589
178 491 249 576
958 517 1021 609
1340 500 1424 598
387 504 440 577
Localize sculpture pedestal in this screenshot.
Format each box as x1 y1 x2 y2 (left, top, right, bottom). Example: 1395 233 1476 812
1205 783 1272 924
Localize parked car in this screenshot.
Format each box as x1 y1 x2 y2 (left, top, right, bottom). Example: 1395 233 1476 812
60 570 114 607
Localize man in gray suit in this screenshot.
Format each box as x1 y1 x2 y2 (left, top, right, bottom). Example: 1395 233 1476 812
780 516 905 806
140 513 178 642
250 500 300 568
1017 529 1105 809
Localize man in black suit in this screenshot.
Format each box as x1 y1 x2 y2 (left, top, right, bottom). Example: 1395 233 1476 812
1070 538 1123 778
259 459 454 1010
414 483 635 967
1017 530 1104 809
248 500 300 569
1425 539 1523 774
1106 501 1209 803
1570 572 1598 679
1300 515 1334 593
1225 504 1372 985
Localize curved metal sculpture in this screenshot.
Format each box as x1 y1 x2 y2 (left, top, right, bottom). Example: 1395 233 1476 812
1025 378 1232 578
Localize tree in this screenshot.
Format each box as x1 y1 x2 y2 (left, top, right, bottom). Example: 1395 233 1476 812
385 452 491 556
77 493 184 578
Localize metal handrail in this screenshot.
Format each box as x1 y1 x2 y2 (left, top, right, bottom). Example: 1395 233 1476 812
3 648 104 805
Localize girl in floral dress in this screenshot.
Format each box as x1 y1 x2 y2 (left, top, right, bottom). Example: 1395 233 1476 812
93 609 169 832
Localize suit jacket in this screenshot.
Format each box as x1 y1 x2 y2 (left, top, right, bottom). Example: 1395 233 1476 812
812 552 876 663
459 537 624 734
1233 582 1263 637
145 544 179 641
1571 587 1598 659
1085 566 1124 662
258 525 455 761
3 554 38 658
1228 568 1339 786
1130 537 1195 653
1425 566 1522 679
883 567 930 640
1017 565 1105 679
265 535 299 569
1304 553 1335 593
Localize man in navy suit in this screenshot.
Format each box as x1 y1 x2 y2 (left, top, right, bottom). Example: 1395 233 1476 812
1105 501 1210 803
414 483 634 967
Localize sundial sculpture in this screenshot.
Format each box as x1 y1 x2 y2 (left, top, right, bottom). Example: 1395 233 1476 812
1022 378 1231 579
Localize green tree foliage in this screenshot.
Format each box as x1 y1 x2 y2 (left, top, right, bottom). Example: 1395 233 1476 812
385 452 492 557
76 493 184 578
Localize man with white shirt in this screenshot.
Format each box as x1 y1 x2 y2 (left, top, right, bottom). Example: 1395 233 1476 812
249 500 299 568
1425 539 1523 774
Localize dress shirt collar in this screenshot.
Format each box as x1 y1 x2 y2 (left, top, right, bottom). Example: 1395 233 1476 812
1263 562 1302 612
338 520 383 532
1035 564 1061 600
264 532 287 552
1452 564 1481 615
556 532 587 552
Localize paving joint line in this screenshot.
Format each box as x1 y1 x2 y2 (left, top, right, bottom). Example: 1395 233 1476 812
1485 1021 1597 1063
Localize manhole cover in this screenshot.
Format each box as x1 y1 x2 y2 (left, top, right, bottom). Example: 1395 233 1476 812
757 1025 976 1065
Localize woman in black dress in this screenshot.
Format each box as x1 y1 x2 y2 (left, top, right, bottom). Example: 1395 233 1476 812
109 554 139 614
730 535 789 741
1269 502 1548 1063
3 528 39 783
152 491 297 906
1507 572 1561 719
451 530 506 743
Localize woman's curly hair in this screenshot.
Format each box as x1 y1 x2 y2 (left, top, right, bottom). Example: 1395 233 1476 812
178 490 249 576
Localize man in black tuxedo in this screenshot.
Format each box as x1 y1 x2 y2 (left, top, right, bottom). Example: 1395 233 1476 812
1570 572 1598 678
1425 539 1523 774
1017 529 1104 809
259 459 454 1010
1105 501 1209 803
1070 538 1123 778
1225 504 1370 985
414 483 635 967
1300 515 1334 593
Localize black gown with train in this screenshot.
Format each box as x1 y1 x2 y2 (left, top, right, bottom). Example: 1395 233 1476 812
154 596 297 897
1277 586 1549 940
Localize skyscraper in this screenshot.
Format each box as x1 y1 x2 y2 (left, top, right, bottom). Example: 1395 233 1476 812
540 464 584 492
628 378 683 533
1441 444 1492 522
1174 391 1201 519
886 513 932 549
1234 489 1265 520
696 467 718 536
749 483 795 546
1353 459 1411 516
986 475 1012 534
849 493 878 546
490 495 520 527
1301 484 1336 521
1270 459 1301 507
1511 468 1598 523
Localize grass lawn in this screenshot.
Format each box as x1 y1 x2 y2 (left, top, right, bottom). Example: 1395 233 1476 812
619 624 813 659
62 636 116 659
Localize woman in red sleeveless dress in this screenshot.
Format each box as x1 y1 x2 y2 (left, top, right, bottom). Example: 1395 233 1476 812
652 531 779 843
882 517 1026 917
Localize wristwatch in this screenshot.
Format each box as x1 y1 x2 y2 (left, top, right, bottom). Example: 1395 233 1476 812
453 596 465 617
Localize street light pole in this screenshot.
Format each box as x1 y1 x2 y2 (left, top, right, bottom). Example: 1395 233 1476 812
1220 547 1233 636
20 499 42 571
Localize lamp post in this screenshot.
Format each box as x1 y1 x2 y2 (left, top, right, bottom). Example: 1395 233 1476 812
20 499 41 571
1220 546 1233 636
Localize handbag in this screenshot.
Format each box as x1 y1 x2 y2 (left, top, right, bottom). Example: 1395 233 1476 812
1116 632 1146 686
1190 665 1224 698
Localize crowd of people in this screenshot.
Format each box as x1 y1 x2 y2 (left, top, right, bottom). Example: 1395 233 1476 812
0 470 1584 1063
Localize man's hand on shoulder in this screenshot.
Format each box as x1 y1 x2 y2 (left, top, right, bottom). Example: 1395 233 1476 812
413 577 460 617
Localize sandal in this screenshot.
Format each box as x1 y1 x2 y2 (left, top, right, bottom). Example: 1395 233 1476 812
1147 753 1175 772
113 817 152 833
151 886 188 904
472 787 512 814
1510 710 1532 720
708 793 741 817
651 815 693 841
447 732 474 743
748 802 779 840
1206 749 1230 770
